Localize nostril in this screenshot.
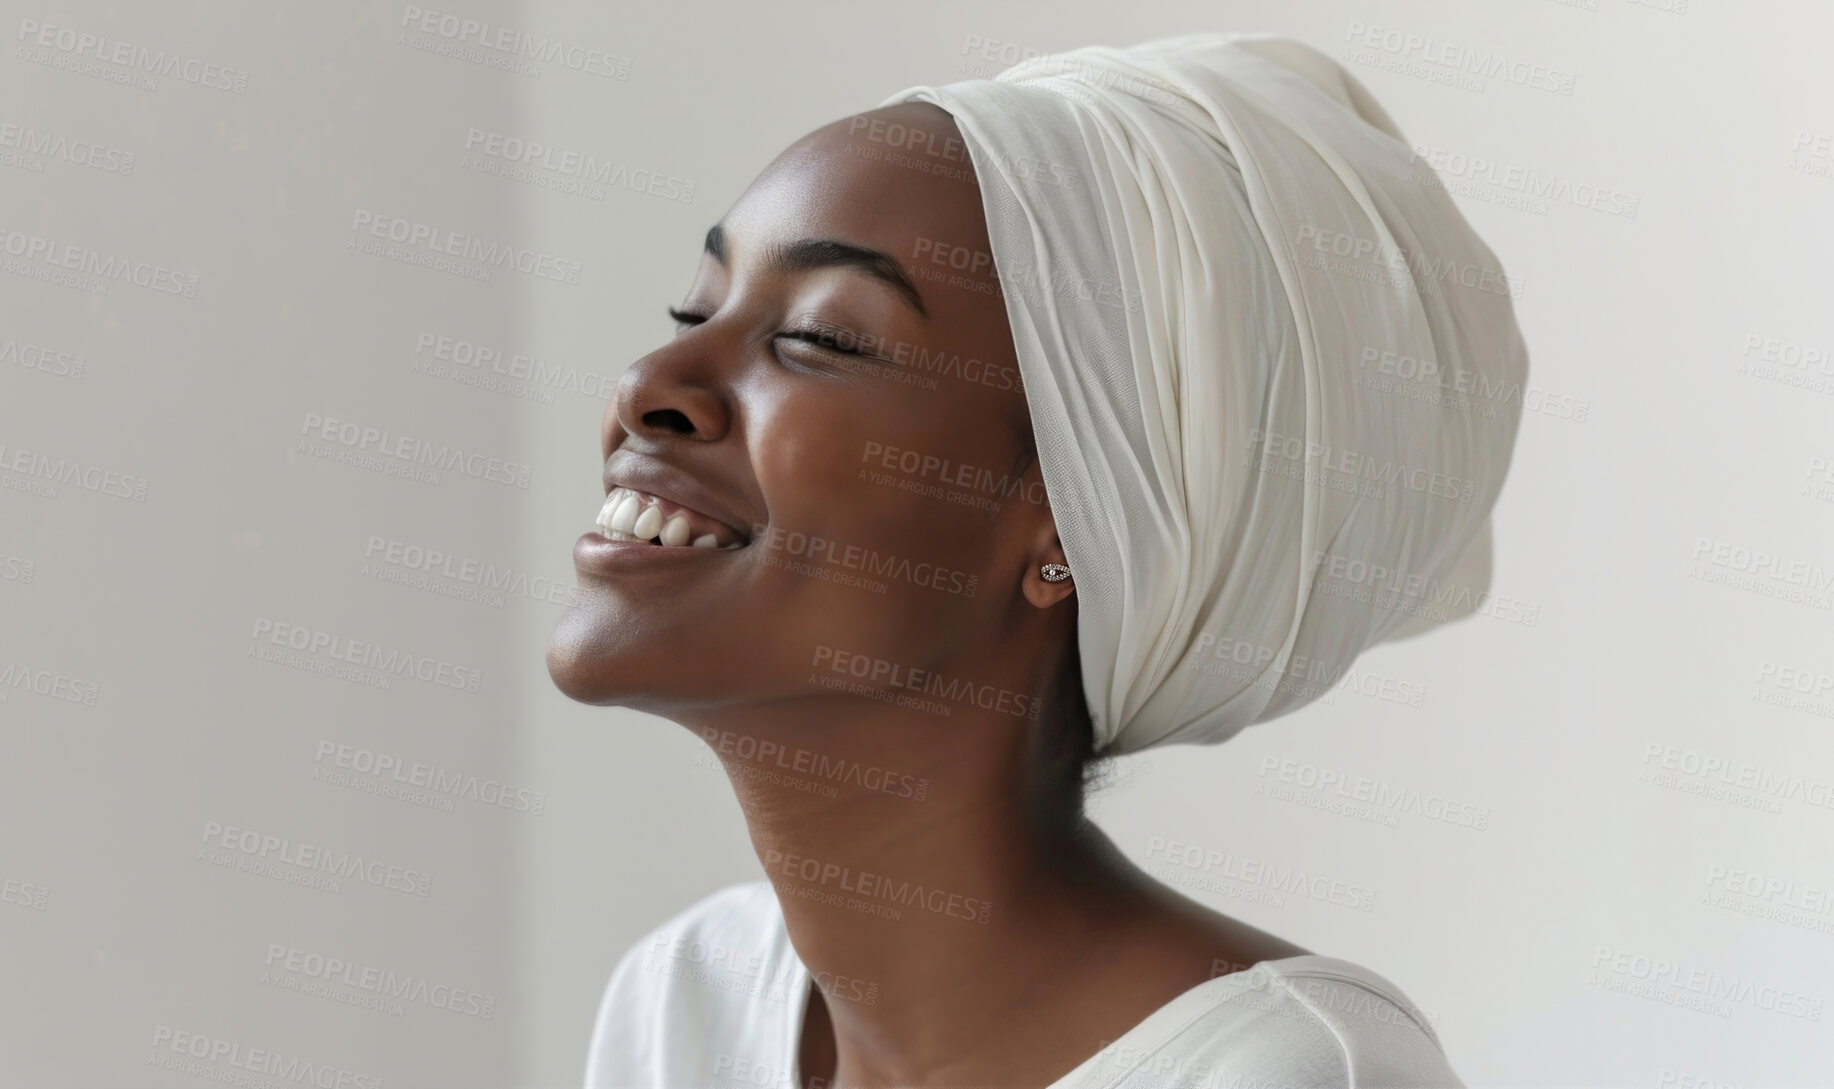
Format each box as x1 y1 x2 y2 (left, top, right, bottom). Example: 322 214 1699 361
641 408 695 435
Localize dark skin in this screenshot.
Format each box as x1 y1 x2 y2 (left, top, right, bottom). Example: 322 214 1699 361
547 102 1310 1089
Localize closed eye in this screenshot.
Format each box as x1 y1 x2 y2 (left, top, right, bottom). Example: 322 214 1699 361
665 306 875 364
667 304 880 374
666 306 707 330
779 324 864 356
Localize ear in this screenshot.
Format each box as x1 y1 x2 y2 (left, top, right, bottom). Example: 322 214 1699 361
1022 523 1075 609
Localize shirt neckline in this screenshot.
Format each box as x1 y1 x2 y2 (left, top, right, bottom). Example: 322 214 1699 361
780 950 1367 1089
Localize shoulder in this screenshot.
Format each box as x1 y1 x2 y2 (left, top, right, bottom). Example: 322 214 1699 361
609 879 790 979
1079 955 1463 1089
583 880 801 1088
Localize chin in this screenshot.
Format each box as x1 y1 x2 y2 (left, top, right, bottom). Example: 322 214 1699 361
545 607 646 706
543 608 711 715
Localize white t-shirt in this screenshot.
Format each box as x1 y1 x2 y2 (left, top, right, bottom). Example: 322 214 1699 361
584 880 1464 1089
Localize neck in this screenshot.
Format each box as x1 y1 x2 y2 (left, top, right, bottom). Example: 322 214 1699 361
690 700 1155 1088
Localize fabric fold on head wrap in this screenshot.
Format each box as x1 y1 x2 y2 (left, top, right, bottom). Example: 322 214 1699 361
880 32 1529 756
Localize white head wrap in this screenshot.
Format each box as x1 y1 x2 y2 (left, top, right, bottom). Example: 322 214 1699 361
881 33 1529 755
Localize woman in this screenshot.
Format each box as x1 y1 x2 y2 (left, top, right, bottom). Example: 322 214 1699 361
549 31 1527 1089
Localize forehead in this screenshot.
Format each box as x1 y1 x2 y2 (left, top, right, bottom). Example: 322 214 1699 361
721 103 991 272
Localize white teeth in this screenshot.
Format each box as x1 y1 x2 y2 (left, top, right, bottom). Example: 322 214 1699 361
608 492 641 535
631 502 664 541
594 485 748 549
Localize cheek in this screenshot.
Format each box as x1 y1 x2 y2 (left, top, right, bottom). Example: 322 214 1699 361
754 402 937 562
755 395 1003 552
748 399 1001 652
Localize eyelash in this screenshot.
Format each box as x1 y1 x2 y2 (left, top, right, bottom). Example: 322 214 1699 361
666 306 864 357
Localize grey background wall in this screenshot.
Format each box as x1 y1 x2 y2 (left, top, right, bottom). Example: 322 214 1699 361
3 1 1831 1086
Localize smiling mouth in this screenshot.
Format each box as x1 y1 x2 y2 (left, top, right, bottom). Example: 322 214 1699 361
594 487 748 550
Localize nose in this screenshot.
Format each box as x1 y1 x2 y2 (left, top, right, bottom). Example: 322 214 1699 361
604 334 734 453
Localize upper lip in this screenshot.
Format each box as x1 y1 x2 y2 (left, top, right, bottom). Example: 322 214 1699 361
603 455 754 543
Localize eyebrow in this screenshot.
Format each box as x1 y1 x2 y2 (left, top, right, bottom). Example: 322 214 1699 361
703 223 929 320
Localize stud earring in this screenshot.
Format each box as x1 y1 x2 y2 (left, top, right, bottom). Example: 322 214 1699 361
1041 563 1071 583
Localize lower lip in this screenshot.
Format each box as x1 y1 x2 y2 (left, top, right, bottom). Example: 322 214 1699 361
573 530 744 575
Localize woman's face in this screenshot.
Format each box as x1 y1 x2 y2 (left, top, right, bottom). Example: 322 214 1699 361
547 103 1072 727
